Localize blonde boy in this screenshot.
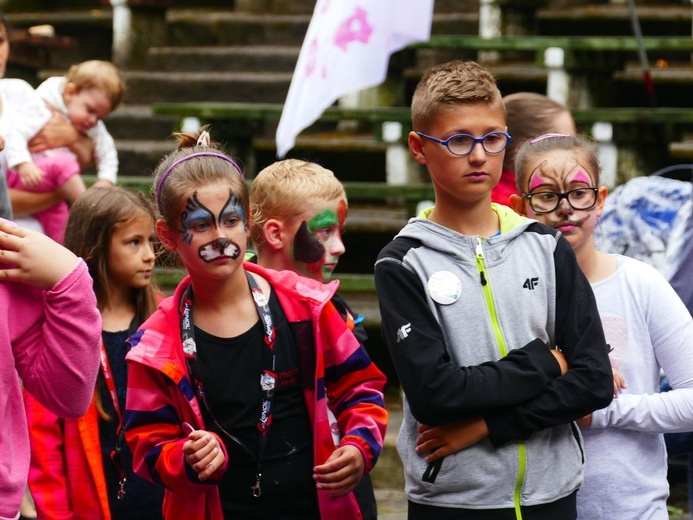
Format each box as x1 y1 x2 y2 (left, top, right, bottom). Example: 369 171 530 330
249 158 377 520
250 159 348 284
374 60 613 519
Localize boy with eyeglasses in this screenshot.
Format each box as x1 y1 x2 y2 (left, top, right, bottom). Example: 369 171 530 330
374 60 613 519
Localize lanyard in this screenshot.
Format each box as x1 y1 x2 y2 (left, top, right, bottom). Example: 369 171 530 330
181 271 276 498
100 341 127 500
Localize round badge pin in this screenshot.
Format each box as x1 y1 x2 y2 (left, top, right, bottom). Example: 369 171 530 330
427 270 462 305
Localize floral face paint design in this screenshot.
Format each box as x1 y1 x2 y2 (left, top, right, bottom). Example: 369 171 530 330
179 190 244 262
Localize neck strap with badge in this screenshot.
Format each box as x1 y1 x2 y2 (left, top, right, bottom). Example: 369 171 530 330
181 271 276 498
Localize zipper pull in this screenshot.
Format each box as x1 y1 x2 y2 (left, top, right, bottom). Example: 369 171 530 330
476 238 487 285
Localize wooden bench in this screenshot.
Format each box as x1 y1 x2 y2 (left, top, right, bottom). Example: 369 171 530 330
412 35 693 55
152 103 693 125
97 175 435 220
153 102 693 135
152 102 693 180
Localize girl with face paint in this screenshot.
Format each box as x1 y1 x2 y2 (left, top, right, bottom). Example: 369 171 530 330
124 131 387 520
509 134 693 519
24 186 163 520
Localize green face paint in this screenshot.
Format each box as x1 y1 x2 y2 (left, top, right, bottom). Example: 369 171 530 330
306 210 339 234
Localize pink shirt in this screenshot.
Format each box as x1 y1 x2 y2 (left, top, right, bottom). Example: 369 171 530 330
0 259 101 519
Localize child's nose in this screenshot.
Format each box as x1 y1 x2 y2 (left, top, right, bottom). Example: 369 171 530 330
467 141 487 162
330 233 346 257
143 242 156 261
556 197 574 215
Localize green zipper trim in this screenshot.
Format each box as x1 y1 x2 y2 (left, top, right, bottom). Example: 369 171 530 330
514 444 526 520
475 237 525 520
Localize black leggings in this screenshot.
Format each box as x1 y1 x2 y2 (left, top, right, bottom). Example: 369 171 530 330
408 491 577 520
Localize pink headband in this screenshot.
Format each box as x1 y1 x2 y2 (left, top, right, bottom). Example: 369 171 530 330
155 151 243 212
530 133 571 144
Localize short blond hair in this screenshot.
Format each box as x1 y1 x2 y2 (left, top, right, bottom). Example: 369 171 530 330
250 159 347 247
66 60 125 110
411 60 505 132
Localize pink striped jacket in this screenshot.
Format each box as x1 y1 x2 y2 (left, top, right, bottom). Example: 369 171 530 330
124 263 388 520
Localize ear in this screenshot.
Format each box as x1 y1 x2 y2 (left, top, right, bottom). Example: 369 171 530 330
508 194 527 216
408 131 427 165
261 219 286 251
63 82 77 99
595 185 609 218
156 219 177 252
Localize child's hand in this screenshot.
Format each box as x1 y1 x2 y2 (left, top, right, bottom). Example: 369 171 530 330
576 415 592 428
18 162 45 188
416 418 489 463
313 445 364 497
550 349 568 375
0 220 79 290
182 429 225 482
612 367 627 396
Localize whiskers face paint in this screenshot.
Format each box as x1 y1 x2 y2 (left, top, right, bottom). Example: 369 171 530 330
199 237 241 262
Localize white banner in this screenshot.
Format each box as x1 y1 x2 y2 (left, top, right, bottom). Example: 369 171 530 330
276 0 434 158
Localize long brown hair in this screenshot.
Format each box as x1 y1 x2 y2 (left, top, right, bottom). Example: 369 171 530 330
64 186 160 419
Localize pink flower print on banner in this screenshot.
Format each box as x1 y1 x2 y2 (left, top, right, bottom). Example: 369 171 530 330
334 7 373 51
305 39 318 77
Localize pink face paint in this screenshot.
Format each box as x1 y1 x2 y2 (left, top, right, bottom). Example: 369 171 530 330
571 170 592 185
529 171 547 191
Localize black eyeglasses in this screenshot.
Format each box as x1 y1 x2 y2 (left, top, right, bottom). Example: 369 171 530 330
416 131 511 156
524 188 599 214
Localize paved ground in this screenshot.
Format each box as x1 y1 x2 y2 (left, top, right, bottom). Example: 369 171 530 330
375 488 407 519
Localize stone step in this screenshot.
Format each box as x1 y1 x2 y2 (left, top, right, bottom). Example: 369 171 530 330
166 10 478 47
5 9 113 66
403 61 548 98
613 63 693 108
121 70 293 104
166 11 312 47
370 393 405 492
537 4 693 37
106 104 178 140
146 45 300 73
113 139 177 177
253 134 390 183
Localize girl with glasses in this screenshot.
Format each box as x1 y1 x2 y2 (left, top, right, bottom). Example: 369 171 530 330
509 133 693 520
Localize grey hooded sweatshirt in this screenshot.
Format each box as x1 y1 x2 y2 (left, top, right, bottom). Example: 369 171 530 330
374 204 612 513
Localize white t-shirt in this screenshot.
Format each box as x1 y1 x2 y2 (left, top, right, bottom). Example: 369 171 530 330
578 254 693 519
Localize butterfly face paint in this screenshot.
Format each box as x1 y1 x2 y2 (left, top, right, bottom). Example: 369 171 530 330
523 150 602 254
527 155 596 195
178 189 245 262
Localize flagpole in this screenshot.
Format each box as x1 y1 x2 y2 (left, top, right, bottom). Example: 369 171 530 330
626 0 657 107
